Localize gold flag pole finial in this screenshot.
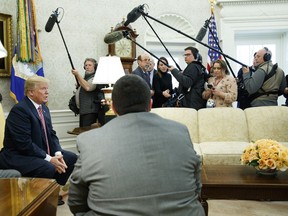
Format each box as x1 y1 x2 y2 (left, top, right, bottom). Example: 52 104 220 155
209 0 216 13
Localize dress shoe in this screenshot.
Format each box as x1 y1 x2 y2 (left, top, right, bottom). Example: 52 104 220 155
58 195 65 206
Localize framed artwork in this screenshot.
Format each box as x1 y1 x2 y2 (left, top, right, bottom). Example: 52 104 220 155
0 13 12 77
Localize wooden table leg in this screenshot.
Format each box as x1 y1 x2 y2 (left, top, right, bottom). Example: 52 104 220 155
200 198 208 216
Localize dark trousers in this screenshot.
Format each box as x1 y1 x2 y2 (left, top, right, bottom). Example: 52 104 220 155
80 111 105 127
24 150 77 185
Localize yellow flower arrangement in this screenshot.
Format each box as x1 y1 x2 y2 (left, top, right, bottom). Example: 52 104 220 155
241 139 288 172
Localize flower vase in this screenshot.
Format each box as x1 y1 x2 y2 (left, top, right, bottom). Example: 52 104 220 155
256 168 277 176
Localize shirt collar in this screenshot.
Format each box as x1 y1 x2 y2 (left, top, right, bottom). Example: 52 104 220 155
27 97 41 110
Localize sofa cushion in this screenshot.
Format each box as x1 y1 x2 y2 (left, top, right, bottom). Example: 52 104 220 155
150 107 199 143
245 106 288 143
192 143 202 162
198 107 249 143
200 141 250 165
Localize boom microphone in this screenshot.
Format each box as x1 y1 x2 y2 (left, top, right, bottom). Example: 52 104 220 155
45 8 59 32
196 18 210 41
123 5 144 26
104 31 124 44
104 31 130 44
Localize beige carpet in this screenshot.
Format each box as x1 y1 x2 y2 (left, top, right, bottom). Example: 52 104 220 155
57 195 288 216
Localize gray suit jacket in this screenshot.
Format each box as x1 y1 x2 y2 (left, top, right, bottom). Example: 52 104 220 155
68 112 204 216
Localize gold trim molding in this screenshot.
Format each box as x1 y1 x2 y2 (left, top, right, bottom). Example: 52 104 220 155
0 13 12 77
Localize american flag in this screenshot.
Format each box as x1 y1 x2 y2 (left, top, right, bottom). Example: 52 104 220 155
207 12 221 72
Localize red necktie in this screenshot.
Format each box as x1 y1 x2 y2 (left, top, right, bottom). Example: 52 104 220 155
38 106 50 155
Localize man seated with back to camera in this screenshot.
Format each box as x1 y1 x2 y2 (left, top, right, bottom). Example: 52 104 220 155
68 74 205 216
242 47 286 107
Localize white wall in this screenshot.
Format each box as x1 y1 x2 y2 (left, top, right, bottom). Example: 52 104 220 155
217 0 288 71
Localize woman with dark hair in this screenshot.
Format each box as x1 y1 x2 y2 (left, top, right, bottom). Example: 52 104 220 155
152 57 173 108
202 59 237 107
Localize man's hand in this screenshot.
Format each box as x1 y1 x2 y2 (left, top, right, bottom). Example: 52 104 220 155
242 66 250 74
163 89 171 98
50 155 68 174
71 69 79 76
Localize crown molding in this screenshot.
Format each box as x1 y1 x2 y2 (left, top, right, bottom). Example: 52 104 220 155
217 0 288 6
146 14 194 42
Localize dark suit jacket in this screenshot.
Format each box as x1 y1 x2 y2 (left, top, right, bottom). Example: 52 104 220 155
171 62 206 110
0 96 74 176
132 66 151 88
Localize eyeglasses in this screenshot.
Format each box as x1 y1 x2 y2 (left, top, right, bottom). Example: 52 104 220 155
183 53 192 57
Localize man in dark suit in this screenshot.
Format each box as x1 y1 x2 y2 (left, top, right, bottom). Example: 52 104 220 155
0 75 77 205
0 169 21 178
132 53 154 96
68 75 205 215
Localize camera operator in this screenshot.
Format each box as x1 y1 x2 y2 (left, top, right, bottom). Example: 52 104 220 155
242 47 286 107
169 47 206 110
237 52 257 109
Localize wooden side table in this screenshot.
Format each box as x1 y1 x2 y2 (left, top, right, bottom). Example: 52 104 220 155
67 115 116 135
201 165 288 216
0 178 60 216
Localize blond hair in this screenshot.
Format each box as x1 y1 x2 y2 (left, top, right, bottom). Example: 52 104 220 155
24 75 50 95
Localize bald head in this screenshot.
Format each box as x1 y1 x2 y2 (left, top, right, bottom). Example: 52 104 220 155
255 48 272 66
